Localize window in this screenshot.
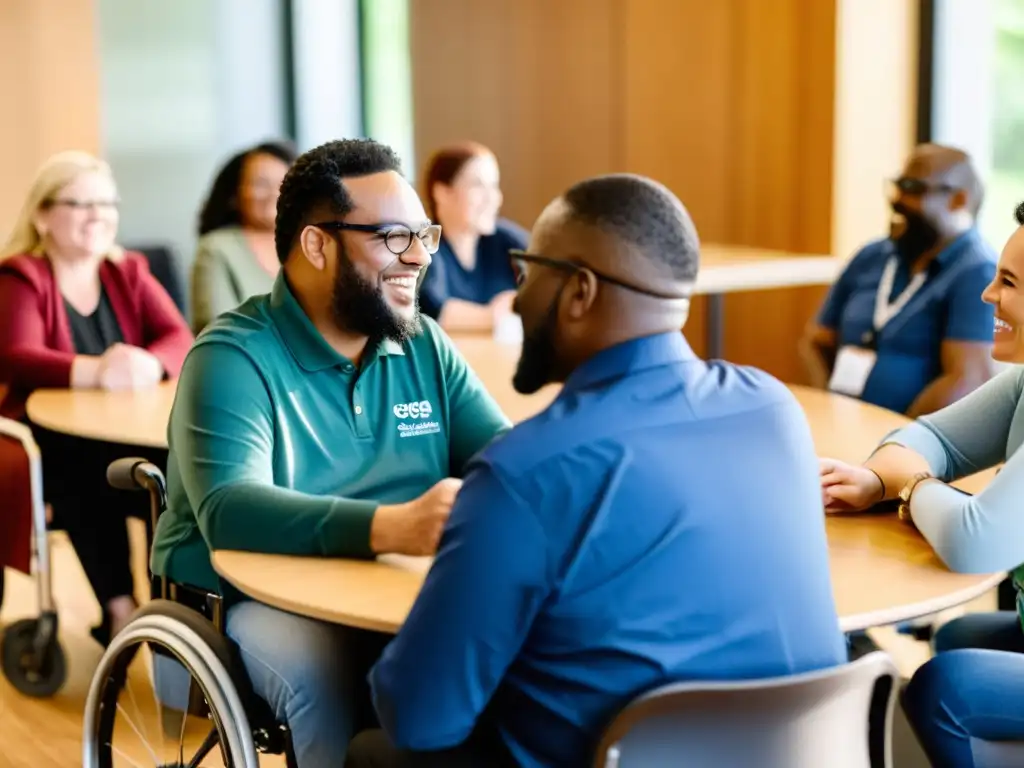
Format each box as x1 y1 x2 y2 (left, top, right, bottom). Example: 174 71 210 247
359 0 415 172
926 0 1024 250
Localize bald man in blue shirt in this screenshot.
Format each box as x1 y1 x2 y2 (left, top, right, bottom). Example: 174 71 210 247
346 175 847 767
801 144 996 418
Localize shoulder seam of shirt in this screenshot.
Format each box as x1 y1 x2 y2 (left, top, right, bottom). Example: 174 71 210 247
472 457 547 537
186 335 276 407
483 383 800 479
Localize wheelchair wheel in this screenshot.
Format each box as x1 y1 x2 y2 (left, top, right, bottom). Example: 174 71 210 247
2 614 66 697
82 600 259 768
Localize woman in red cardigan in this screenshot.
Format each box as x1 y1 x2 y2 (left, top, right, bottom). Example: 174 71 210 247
0 150 193 645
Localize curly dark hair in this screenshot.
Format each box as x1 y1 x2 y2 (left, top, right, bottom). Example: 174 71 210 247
274 138 404 263
1015 201 1024 226
197 140 297 236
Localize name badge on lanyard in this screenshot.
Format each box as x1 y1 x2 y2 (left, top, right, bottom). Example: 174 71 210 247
829 257 927 397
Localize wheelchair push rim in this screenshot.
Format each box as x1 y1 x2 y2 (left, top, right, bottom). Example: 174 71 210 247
82 613 259 768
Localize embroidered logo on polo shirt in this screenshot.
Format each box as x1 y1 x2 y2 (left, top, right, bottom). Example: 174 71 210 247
393 399 441 438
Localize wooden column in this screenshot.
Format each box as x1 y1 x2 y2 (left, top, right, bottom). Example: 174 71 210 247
0 0 101 236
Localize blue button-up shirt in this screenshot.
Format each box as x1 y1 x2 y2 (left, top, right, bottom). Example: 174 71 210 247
819 229 996 414
369 332 847 766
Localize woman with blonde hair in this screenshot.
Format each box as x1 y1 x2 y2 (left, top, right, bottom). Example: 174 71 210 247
0 150 192 645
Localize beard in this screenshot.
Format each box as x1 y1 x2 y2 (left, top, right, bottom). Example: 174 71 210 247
330 246 422 346
513 293 560 395
891 202 940 264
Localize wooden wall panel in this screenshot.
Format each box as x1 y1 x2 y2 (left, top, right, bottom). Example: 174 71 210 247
620 2 735 243
0 0 100 238
409 0 914 384
410 0 619 228
720 0 836 380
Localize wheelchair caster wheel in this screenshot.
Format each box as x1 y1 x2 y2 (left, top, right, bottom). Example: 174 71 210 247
2 617 67 697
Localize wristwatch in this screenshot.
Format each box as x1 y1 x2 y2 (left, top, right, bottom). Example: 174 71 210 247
897 472 934 526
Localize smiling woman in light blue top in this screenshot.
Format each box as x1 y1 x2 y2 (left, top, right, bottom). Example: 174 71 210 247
820 201 1024 768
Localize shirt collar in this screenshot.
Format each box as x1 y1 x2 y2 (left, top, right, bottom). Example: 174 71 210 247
562 331 697 393
935 227 979 268
889 228 978 270
268 274 405 372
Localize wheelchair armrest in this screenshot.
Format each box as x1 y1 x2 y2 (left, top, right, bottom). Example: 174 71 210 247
107 457 162 491
107 458 168 526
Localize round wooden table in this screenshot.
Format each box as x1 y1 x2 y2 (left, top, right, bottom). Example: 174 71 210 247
26 380 176 449
212 362 1000 636
25 338 1002 633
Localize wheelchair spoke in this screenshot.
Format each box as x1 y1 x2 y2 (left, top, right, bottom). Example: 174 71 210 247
124 671 154 753
83 603 259 768
177 673 192 765
114 700 161 765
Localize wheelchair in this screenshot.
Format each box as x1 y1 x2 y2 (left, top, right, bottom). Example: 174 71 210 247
0 417 66 698
82 458 298 767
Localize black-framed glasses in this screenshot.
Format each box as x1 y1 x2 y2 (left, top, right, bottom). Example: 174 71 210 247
887 177 957 199
315 221 441 256
509 250 691 300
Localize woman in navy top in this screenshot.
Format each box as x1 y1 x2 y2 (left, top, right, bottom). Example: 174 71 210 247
417 142 528 331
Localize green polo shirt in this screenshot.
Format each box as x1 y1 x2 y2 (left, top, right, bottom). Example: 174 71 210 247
151 274 511 594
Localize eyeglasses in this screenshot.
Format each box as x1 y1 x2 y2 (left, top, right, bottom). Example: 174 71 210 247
887 177 957 198
44 198 120 210
315 221 442 256
509 250 691 300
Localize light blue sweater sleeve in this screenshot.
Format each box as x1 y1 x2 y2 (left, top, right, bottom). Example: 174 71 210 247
882 367 1024 573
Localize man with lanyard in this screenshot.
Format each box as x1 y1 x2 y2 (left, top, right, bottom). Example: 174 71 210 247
801 143 996 419
803 144 1003 638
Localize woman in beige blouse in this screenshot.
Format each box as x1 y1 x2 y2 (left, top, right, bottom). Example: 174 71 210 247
191 140 296 332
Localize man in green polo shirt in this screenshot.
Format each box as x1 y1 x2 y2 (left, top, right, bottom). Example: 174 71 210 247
151 138 510 767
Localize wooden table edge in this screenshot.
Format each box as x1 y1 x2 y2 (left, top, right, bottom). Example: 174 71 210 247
210 550 414 634
838 571 1006 633
25 386 172 449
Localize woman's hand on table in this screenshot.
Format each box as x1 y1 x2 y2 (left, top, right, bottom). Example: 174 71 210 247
820 457 885 514
98 344 164 390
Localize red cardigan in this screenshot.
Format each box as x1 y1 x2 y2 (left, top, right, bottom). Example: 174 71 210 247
0 251 193 419
0 252 193 575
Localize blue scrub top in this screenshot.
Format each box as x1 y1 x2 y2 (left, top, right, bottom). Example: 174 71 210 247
418 218 528 319
818 229 996 414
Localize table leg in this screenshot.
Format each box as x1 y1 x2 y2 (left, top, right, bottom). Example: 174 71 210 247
705 292 725 359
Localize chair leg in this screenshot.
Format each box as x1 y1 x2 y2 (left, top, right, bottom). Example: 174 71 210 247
285 738 299 768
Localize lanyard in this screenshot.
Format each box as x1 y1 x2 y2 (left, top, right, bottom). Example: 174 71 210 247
873 256 927 333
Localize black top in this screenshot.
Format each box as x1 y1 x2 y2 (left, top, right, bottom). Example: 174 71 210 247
64 288 124 355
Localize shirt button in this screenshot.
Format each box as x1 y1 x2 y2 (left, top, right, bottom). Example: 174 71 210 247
343 364 354 373
354 405 363 415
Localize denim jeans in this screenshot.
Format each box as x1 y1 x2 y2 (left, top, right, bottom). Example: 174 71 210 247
902 612 1024 767
225 600 389 768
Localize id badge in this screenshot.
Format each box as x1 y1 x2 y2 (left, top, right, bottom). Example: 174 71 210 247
828 346 877 397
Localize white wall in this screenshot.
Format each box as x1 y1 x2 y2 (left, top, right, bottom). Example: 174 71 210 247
290 0 363 150
97 0 365 319
96 0 290 315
